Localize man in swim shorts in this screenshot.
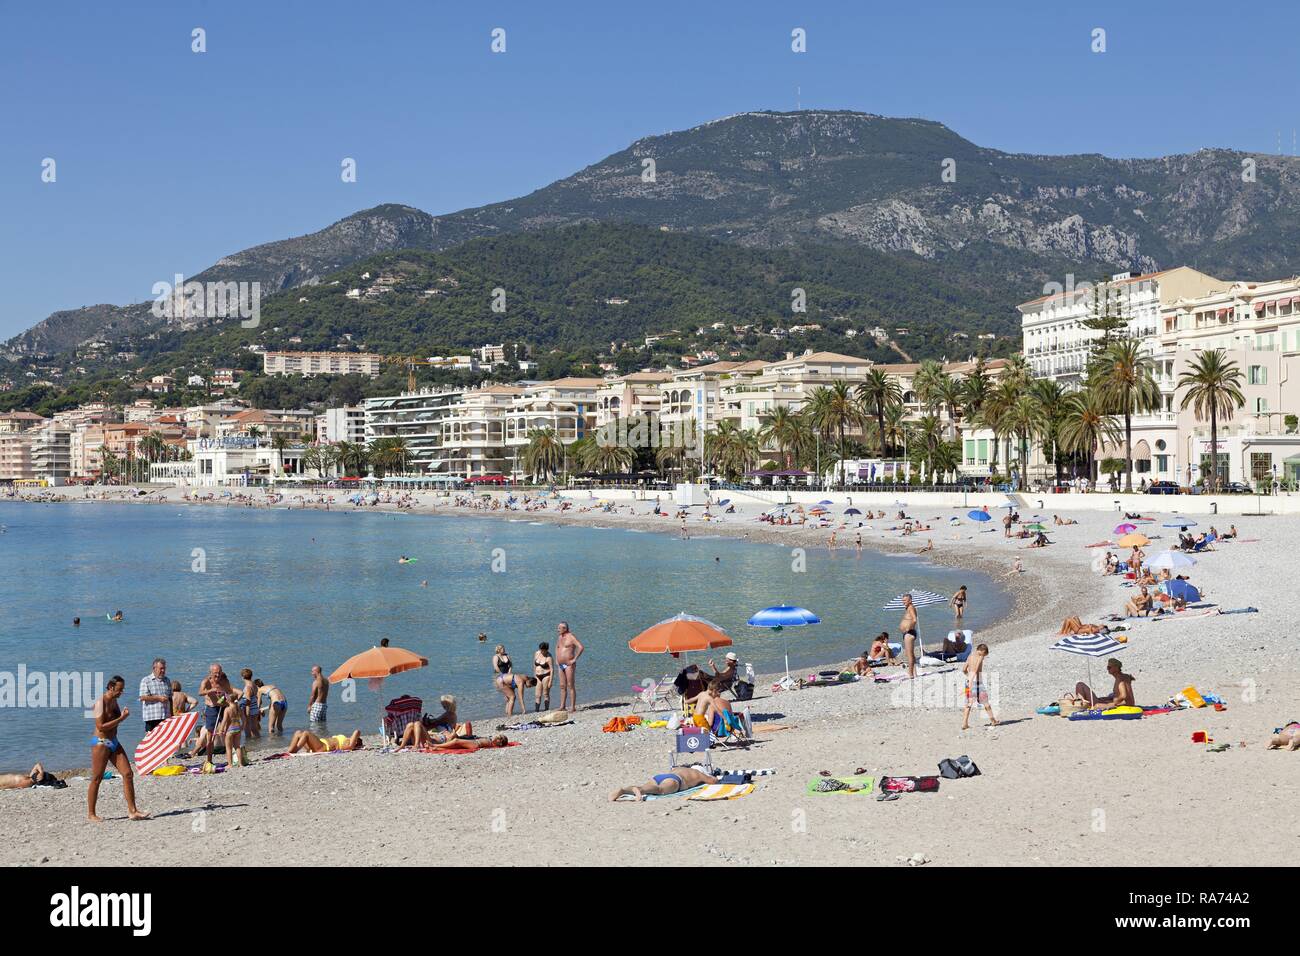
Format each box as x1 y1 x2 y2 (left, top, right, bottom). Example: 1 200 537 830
197 663 237 768
961 643 998 730
609 766 718 802
555 622 584 711
87 676 148 822
308 664 328 723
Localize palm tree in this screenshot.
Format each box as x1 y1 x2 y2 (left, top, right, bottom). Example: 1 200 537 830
1094 339 1161 492
334 441 370 478
758 406 812 469
913 361 947 416
909 414 946 480
368 436 409 477
804 382 868 488
937 375 966 443
703 421 760 480
1058 389 1121 484
247 425 264 443
1177 349 1245 492
856 368 903 457
580 440 635 474
1030 379 1070 488
271 434 292 476
137 432 167 464
1002 395 1041 489
979 379 1018 476
522 428 565 482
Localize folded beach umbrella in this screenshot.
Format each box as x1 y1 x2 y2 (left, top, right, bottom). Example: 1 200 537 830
1116 532 1150 548
1147 550 1196 571
747 605 821 680
1161 520 1197 528
1052 632 1127 707
629 613 732 654
1113 522 1137 535
967 510 992 522
134 711 199 776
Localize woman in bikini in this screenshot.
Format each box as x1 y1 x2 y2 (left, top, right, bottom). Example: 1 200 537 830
215 696 245 767
951 585 968 621
533 642 555 712
493 656 537 717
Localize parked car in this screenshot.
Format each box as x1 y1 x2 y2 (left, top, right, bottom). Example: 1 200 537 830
1222 481 1254 494
1145 480 1181 495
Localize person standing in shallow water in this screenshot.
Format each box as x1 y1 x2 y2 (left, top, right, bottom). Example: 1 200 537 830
533 642 555 712
87 676 148 823
555 622 584 711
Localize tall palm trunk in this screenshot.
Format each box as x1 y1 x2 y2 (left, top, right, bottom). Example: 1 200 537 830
1209 404 1218 492
838 422 846 490
876 403 887 459
1123 404 1133 493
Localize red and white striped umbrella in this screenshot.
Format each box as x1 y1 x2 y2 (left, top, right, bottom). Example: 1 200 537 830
134 711 199 776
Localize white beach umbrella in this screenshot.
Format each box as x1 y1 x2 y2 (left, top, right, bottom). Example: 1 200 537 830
881 589 947 610
1146 550 1196 571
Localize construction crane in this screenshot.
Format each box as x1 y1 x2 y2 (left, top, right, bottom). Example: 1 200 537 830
383 354 433 391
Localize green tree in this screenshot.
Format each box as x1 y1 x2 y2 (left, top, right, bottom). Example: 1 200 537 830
1058 388 1121 485
1177 349 1245 493
522 428 566 482
804 382 868 488
1094 339 1161 492
856 368 903 457
758 405 813 469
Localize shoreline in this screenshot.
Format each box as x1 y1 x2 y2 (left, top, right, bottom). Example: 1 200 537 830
4 487 1297 867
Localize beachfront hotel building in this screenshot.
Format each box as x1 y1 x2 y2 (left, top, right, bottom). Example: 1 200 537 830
315 406 367 445
1020 267 1300 486
263 350 384 378
594 372 671 427
441 384 525 478
363 387 465 476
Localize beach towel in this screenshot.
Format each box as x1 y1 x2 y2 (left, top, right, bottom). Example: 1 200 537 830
686 783 755 801
1068 708 1142 720
1219 607 1259 615
602 715 643 733
879 775 939 793
424 742 521 755
805 775 874 794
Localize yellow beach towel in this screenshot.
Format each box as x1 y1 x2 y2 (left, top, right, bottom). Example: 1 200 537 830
151 765 184 776
686 783 754 801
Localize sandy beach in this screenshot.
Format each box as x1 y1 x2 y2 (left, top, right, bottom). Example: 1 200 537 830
2 485 1297 867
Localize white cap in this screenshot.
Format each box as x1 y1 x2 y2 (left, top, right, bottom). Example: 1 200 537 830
725 652 738 661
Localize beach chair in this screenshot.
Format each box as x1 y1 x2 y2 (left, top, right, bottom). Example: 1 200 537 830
632 676 675 713
383 695 422 741
671 725 713 771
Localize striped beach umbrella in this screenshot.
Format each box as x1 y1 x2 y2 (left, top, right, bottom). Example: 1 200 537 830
881 589 947 610
1052 633 1127 707
134 711 199 776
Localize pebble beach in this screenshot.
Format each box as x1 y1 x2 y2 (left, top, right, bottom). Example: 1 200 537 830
2 485 1296 867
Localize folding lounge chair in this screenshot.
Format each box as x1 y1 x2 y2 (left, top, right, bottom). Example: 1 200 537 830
632 676 675 713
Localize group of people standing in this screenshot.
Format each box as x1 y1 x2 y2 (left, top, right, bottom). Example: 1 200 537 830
85 657 329 822
491 622 584 715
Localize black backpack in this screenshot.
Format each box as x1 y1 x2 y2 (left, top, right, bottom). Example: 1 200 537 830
938 755 980 779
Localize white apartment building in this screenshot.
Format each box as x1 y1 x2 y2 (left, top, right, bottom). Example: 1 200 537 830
441 385 524 478
263 351 384 377
595 372 670 427
1020 268 1230 387
316 407 367 445
364 388 465 476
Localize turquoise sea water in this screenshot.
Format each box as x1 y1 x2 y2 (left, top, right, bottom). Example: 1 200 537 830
0 501 1008 771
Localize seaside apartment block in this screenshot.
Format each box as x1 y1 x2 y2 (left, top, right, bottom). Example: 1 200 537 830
1020 268 1300 486
263 350 384 377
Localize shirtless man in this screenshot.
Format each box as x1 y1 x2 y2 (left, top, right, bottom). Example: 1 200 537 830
197 663 237 768
0 762 52 790
610 766 718 802
87 676 148 822
555 622 584 711
1074 658 1136 709
308 664 328 723
899 594 919 679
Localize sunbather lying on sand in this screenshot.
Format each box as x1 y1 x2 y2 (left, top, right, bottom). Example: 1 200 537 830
431 734 509 753
1059 616 1108 636
288 729 363 753
1268 722 1300 750
0 762 57 790
609 766 718 802
1070 658 1135 708
398 721 459 748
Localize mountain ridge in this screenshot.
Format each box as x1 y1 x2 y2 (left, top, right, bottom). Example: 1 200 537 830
11 109 1300 356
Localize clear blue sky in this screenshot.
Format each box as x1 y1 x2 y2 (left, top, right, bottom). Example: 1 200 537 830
2 0 1296 339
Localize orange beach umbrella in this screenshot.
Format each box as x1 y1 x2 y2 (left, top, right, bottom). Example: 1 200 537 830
1116 532 1150 548
329 645 428 683
629 613 733 654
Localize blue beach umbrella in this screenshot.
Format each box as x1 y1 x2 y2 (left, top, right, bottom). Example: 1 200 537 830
747 605 821 680
1162 520 1197 528
845 507 862 516
1159 579 1202 603
967 510 992 522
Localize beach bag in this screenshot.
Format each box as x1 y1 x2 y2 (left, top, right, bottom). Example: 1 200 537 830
732 680 754 701
1058 696 1088 716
